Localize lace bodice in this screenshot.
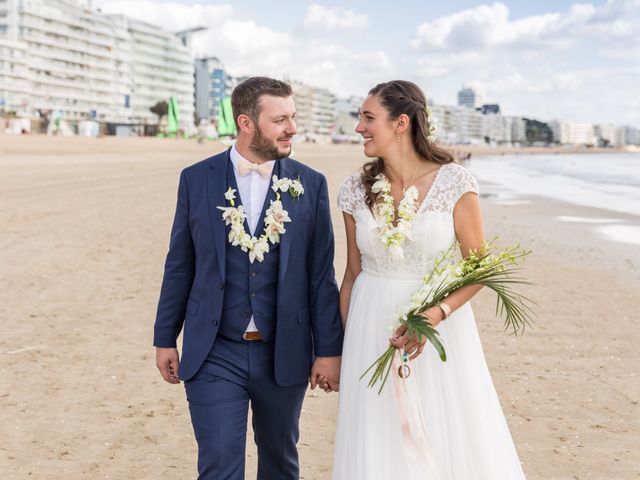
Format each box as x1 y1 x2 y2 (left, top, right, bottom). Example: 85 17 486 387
337 163 479 277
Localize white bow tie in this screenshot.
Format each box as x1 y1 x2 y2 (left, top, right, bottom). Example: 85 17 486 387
237 158 274 179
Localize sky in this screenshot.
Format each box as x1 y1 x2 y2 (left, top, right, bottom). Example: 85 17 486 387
92 0 640 126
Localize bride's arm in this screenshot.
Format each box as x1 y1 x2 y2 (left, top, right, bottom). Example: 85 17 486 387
393 191 485 358
434 189 486 316
339 212 362 328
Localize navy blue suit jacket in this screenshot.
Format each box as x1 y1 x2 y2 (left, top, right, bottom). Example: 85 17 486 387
153 149 344 386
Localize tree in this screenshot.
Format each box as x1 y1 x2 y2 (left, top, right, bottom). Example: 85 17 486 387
150 101 168 126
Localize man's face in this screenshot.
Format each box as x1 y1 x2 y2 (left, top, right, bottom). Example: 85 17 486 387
249 95 297 160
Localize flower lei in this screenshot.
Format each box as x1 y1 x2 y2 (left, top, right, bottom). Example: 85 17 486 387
371 173 419 260
217 175 304 263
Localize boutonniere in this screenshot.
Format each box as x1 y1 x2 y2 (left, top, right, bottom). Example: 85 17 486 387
217 176 304 263
271 175 304 199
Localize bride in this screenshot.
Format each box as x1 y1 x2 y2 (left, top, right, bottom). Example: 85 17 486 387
330 80 526 479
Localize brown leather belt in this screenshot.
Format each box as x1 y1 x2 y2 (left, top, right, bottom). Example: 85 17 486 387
242 331 263 341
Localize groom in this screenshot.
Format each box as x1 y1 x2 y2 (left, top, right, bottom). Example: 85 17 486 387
153 77 343 479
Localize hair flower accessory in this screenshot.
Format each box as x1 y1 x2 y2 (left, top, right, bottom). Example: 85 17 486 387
425 106 438 143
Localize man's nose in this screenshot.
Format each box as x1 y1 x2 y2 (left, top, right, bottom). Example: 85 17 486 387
287 119 297 135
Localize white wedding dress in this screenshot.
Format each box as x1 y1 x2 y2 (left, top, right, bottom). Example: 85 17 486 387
332 163 526 479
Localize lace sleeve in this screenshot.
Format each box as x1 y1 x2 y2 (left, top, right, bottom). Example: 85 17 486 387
337 173 365 215
451 164 479 206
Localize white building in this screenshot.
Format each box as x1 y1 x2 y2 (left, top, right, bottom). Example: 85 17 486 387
457 86 485 109
112 15 194 129
333 95 362 139
0 0 194 131
597 124 626 148
623 126 640 146
483 114 528 144
549 120 597 146
0 37 29 114
505 116 527 144
431 104 484 144
291 80 336 139
481 112 505 144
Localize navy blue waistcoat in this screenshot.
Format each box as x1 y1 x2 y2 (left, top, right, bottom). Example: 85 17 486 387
218 160 280 341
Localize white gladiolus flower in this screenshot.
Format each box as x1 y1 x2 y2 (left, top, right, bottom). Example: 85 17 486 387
248 238 265 263
290 180 304 197
224 187 236 202
371 174 420 260
371 178 387 193
265 223 286 243
271 176 293 193
219 175 303 262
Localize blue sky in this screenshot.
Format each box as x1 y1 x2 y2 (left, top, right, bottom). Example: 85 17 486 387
94 1 640 126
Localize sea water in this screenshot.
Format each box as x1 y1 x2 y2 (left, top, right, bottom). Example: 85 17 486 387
467 153 640 245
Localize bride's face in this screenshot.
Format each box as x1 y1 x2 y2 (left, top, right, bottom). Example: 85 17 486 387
355 95 396 158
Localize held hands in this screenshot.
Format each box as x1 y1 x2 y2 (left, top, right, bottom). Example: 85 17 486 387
156 347 181 384
310 356 341 393
390 306 445 361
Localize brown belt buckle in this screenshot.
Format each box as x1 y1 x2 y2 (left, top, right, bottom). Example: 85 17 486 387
242 331 262 341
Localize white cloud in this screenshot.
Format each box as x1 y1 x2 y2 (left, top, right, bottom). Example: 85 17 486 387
96 1 385 96
93 1 640 126
192 20 292 76
303 4 368 31
288 41 395 96
410 1 640 125
95 1 292 76
409 1 640 52
416 52 484 78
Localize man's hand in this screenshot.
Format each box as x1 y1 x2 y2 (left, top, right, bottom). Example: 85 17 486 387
310 356 341 392
156 347 181 384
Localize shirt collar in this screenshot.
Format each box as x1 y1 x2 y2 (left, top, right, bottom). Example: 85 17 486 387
230 143 276 170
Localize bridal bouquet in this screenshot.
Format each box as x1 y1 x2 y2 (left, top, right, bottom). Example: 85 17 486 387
361 240 534 394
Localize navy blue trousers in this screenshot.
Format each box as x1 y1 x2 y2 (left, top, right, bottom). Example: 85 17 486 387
185 335 308 480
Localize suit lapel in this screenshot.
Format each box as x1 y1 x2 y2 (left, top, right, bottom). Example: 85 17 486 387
226 161 253 235
207 149 230 280
278 158 300 281
253 160 279 237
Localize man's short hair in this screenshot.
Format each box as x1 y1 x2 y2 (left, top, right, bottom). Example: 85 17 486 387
231 77 293 128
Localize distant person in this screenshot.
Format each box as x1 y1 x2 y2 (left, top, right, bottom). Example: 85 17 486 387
331 80 525 479
153 76 343 479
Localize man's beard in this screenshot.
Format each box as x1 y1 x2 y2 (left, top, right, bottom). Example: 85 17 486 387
249 125 292 161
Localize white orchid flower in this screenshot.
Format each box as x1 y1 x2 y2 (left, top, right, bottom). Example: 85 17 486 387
224 187 236 203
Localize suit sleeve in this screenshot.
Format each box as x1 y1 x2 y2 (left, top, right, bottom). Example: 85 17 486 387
308 175 344 357
153 170 196 348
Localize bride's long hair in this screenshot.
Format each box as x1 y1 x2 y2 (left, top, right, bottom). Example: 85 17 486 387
362 80 454 211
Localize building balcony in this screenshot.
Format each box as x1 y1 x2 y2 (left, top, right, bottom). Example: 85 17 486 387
21 16 115 50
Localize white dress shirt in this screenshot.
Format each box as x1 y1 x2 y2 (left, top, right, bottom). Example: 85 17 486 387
229 144 275 333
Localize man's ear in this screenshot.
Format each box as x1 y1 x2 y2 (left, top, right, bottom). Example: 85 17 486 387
237 114 254 135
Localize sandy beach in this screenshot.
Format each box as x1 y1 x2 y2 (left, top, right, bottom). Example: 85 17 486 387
1 135 639 479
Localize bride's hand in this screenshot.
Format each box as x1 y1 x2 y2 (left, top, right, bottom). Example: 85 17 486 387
390 307 444 360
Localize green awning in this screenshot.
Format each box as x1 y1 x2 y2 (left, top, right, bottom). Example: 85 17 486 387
167 96 179 134
218 96 237 137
